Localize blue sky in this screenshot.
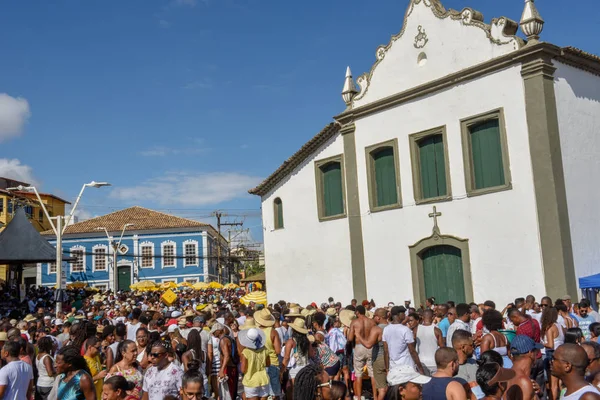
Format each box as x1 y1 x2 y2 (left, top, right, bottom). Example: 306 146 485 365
0 0 598 244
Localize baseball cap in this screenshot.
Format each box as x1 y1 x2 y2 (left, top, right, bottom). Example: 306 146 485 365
387 365 431 385
210 322 225 334
167 325 179 333
171 311 182 318
510 335 543 355
193 316 205 323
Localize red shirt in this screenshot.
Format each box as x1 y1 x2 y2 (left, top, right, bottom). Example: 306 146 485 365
517 316 541 343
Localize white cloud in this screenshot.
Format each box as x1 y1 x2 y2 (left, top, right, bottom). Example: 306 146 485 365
0 158 38 185
0 94 31 142
110 171 262 206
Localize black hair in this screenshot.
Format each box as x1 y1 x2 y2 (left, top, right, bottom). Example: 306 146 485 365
590 323 600 339
186 329 203 361
69 322 88 349
356 305 366 315
455 303 470 317
132 308 142 319
182 359 204 389
313 313 326 327
104 375 135 394
293 364 323 400
384 385 401 400
115 340 136 364
447 301 455 308
565 327 584 344
37 336 54 354
147 331 161 354
555 302 568 313
582 341 600 359
115 322 127 338
507 308 522 318
102 325 116 340
57 345 91 375
3 341 20 358
292 329 310 358
476 363 501 396
580 299 591 308
482 309 503 331
136 327 149 338
451 329 472 347
477 350 503 367
514 298 526 306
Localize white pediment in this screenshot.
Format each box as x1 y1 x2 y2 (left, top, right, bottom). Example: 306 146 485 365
352 0 524 108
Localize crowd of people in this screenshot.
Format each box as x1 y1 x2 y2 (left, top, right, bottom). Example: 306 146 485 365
0 286 600 400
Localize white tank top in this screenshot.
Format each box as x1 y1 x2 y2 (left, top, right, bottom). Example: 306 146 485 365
561 384 600 399
416 324 438 368
542 323 565 350
36 354 55 388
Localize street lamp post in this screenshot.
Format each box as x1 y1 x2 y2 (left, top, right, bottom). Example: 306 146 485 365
96 224 133 292
7 181 111 317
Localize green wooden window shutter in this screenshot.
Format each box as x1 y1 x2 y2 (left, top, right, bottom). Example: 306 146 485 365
418 135 447 199
321 162 344 217
470 119 505 189
274 198 283 229
372 147 397 207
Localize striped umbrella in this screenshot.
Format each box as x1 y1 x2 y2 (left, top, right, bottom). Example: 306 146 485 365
240 290 268 306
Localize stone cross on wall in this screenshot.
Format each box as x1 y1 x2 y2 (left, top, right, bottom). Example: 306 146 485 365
429 206 442 235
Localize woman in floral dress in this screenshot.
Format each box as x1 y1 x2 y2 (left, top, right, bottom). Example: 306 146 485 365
106 340 143 400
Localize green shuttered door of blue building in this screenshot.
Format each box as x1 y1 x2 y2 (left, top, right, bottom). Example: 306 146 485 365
422 245 465 304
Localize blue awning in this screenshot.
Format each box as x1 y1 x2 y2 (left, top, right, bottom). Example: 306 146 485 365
579 273 600 289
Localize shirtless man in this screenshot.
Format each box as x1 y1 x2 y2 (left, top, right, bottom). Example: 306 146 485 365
348 305 377 400
354 309 388 400
507 335 541 400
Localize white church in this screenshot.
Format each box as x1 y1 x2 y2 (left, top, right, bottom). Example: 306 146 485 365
250 0 600 307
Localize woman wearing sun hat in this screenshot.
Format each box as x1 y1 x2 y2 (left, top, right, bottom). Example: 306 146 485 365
255 308 283 400
386 364 431 400
239 327 271 400
282 318 314 393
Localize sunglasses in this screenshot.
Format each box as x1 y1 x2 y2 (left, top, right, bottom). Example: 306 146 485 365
447 312 455 316
149 352 166 358
541 304 550 308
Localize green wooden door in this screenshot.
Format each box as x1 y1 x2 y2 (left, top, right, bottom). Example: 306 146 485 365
118 266 131 292
421 245 465 304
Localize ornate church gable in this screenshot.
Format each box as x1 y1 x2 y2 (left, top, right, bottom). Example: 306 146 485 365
349 0 525 108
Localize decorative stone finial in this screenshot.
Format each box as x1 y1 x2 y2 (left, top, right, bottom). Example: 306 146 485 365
520 0 544 44
341 66 358 107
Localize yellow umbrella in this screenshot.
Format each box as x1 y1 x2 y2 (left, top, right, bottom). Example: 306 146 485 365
132 280 157 290
193 282 209 290
179 281 193 288
161 281 178 290
224 283 239 289
240 290 267 306
253 282 263 290
67 282 87 289
208 281 223 289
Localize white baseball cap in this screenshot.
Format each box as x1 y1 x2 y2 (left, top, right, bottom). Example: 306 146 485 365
387 365 431 386
167 325 179 333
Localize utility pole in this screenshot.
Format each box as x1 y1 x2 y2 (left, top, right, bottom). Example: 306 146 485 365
213 211 243 283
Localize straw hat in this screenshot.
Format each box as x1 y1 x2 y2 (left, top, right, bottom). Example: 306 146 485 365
366 310 374 319
290 318 309 334
254 308 275 327
285 307 303 318
238 328 266 350
23 314 36 322
184 310 195 318
240 318 256 330
326 308 337 317
339 310 356 328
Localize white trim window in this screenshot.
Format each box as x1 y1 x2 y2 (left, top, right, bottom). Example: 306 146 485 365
140 242 154 268
183 240 199 267
94 283 108 292
92 244 108 272
184 277 198 284
49 262 57 274
161 278 177 284
70 246 86 273
161 241 176 268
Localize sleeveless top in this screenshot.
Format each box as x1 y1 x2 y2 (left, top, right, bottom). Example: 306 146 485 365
136 347 146 363
416 324 438 368
485 332 508 356
290 338 308 369
262 327 280 367
542 323 565 350
36 354 55 387
58 370 90 400
106 364 144 400
560 384 600 399
422 376 467 399
372 324 387 360
316 343 339 368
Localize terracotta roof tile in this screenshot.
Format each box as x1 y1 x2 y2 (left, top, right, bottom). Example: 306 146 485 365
559 47 600 76
249 122 341 197
41 206 211 236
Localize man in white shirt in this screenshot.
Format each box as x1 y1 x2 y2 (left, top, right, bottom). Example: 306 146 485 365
0 341 34 400
126 308 142 341
382 306 424 373
446 304 471 347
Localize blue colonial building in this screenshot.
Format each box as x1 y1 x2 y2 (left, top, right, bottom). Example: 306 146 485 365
38 206 229 291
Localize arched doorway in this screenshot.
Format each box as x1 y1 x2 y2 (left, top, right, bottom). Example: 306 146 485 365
409 234 473 306
421 245 465 304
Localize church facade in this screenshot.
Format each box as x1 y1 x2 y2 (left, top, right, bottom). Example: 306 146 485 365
250 0 600 306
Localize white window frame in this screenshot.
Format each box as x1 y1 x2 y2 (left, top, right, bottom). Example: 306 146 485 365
48 261 57 275
161 278 177 284
183 239 199 267
184 277 199 284
92 244 109 272
161 241 177 268
139 242 155 269
70 245 86 273
94 283 108 292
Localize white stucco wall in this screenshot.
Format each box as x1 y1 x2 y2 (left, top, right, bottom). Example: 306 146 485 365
261 133 354 306
355 65 545 306
554 62 600 282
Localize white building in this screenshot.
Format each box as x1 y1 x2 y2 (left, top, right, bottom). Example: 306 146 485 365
250 0 600 307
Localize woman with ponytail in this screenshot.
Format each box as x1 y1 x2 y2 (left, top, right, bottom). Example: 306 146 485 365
180 359 206 400
102 376 136 400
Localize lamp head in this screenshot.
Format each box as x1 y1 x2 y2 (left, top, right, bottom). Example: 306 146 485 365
86 181 111 188
6 185 32 192
124 223 134 228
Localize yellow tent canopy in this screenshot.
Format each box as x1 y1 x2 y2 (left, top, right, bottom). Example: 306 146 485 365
208 281 223 289
66 282 87 289
240 290 267 306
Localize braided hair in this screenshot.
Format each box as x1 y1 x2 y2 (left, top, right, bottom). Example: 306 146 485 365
293 364 323 400
57 345 91 375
